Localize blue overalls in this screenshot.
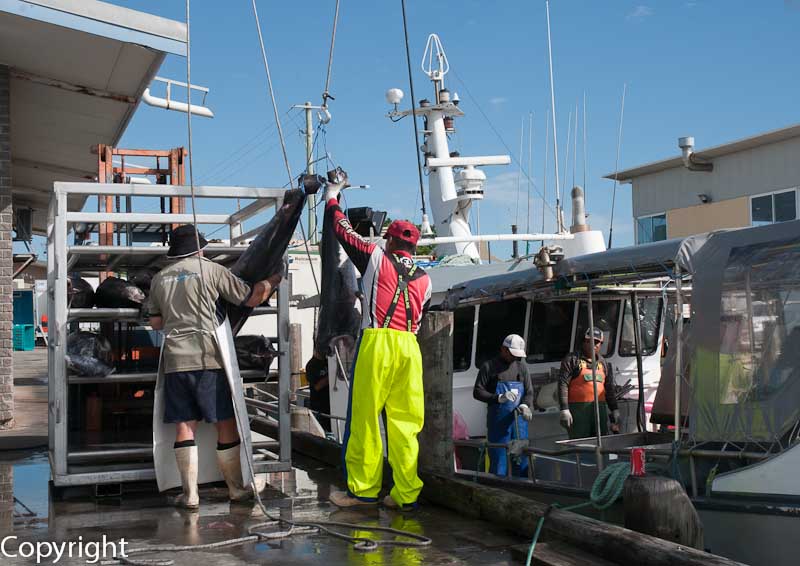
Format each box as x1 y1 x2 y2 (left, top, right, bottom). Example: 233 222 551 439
486 379 529 477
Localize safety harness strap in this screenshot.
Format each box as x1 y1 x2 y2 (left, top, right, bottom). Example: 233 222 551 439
382 254 417 332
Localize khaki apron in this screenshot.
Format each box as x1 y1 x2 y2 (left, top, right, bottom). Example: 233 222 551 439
152 320 255 491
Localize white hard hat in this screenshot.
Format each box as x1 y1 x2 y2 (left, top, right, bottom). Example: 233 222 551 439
502 334 526 359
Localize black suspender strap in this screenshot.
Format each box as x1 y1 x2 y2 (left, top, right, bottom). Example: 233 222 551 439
382 254 417 331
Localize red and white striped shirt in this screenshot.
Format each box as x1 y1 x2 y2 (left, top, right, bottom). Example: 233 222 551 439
326 199 432 334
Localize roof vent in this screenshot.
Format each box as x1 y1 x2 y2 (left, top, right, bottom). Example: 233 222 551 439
678 136 713 172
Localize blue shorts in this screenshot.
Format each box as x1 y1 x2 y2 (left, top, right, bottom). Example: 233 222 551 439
163 369 235 424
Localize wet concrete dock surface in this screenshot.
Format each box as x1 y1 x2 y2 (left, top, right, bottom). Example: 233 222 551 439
0 449 526 565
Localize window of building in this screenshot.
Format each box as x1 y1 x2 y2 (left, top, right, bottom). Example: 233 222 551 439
475 299 527 368
575 300 621 357
452 306 475 372
636 214 667 244
527 301 574 363
751 189 797 226
619 298 663 357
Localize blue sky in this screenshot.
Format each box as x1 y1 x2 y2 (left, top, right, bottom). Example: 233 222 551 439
103 0 799 257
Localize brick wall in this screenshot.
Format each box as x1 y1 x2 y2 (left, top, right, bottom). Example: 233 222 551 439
0 465 12 531
0 65 13 429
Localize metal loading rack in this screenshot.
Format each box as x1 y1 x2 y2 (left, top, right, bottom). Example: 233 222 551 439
47 182 293 488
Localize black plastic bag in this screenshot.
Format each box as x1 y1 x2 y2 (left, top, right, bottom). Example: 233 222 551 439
234 335 277 371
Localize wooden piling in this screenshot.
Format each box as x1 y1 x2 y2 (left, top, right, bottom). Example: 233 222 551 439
623 475 704 549
421 473 746 566
417 311 454 475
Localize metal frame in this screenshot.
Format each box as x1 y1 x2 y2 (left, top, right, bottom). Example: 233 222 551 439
48 182 293 487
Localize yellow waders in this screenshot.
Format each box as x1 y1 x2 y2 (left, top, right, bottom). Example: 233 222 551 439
342 327 425 505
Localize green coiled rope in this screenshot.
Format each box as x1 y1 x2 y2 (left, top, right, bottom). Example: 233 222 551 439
524 461 630 566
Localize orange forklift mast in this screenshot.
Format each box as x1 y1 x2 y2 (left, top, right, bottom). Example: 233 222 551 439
93 145 187 280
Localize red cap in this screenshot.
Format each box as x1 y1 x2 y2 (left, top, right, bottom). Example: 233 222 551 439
384 220 420 246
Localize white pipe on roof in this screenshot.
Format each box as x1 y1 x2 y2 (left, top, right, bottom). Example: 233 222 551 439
142 88 214 118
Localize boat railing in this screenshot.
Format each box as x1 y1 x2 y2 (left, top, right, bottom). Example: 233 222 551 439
452 436 775 497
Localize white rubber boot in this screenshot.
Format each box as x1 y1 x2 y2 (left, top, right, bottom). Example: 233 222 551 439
174 445 200 509
216 445 252 502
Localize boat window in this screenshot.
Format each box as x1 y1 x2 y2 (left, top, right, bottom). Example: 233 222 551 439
718 242 800 404
452 306 475 372
575 300 621 357
475 299 527 368
527 301 574 363
619 298 663 357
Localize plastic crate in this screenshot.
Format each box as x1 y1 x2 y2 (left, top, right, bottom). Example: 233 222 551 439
13 290 35 326
13 324 35 351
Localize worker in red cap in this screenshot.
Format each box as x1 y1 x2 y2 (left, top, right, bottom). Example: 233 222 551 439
323 172 431 511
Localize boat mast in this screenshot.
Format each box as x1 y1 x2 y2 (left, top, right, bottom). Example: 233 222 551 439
545 0 564 233
394 34 511 260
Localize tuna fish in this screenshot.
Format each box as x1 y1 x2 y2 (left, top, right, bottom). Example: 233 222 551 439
94 276 146 309
68 277 94 308
313 202 361 357
130 268 160 295
66 331 114 377
222 188 307 335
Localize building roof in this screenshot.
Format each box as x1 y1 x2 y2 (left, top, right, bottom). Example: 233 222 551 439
0 0 187 232
604 123 800 182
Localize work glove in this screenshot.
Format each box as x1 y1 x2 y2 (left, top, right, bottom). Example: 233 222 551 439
609 409 622 434
518 404 533 421
497 390 518 404
324 169 349 202
559 409 573 429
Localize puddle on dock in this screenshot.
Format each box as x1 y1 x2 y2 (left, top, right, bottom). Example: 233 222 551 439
0 450 523 565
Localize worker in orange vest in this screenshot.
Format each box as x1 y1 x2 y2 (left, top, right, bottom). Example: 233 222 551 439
558 327 620 439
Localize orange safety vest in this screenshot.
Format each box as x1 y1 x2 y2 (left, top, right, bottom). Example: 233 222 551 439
568 358 607 403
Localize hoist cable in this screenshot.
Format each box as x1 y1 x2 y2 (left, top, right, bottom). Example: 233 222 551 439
399 0 428 218
251 0 294 188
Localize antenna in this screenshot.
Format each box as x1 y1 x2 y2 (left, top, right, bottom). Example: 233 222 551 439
607 82 627 249
542 107 550 245
572 100 578 189
583 91 588 207
563 109 572 203
399 0 430 233
515 116 524 228
421 34 450 84
545 0 563 232
526 112 533 255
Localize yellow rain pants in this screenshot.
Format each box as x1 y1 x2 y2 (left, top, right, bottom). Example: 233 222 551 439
342 328 425 505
